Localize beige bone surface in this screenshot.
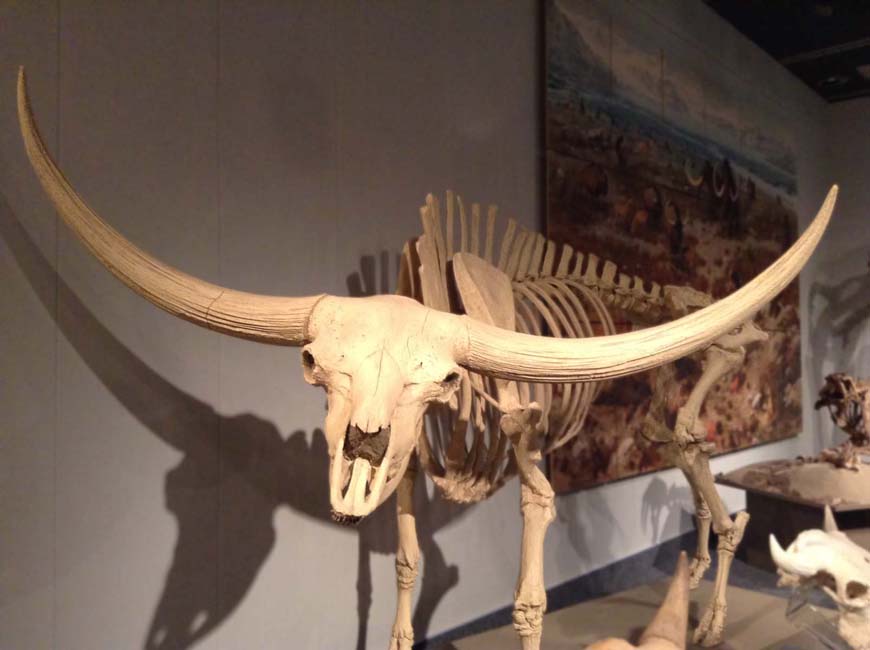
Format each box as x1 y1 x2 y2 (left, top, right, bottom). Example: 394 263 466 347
16 67 837 649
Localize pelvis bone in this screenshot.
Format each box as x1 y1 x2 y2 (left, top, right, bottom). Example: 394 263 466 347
15 67 836 523
771 507 870 650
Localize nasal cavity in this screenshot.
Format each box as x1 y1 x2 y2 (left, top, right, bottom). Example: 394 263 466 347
344 424 391 465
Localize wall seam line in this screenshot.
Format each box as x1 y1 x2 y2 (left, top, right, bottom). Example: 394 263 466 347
53 1 61 647
215 1 224 643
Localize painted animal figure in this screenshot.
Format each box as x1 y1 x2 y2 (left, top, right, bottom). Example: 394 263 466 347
684 156 743 234
684 157 738 204
549 155 609 208
16 68 836 650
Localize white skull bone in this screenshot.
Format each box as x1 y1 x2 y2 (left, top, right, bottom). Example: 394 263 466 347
770 507 870 650
304 295 463 522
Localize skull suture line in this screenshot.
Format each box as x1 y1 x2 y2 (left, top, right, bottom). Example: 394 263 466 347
16 65 837 650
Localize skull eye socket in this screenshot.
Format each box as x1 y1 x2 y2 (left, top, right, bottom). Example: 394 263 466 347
848 581 868 600
817 571 837 591
302 349 316 369
442 371 460 386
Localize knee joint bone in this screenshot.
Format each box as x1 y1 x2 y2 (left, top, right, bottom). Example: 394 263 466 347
513 600 545 637
396 556 419 590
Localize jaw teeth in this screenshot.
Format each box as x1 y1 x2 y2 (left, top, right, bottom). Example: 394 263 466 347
329 438 393 519
331 511 361 526
348 457 370 505
340 457 351 492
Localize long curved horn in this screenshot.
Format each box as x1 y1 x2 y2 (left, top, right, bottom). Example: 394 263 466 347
457 185 836 382
17 67 322 345
640 551 689 649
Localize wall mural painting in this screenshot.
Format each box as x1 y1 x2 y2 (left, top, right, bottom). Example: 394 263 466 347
546 0 801 492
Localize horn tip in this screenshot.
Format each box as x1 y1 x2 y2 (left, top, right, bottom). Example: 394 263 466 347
17 66 30 114
769 533 783 553
676 550 689 573
824 504 839 532
638 550 691 648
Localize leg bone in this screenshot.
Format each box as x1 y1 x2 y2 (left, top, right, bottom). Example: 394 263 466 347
502 405 555 650
390 463 420 650
667 338 753 646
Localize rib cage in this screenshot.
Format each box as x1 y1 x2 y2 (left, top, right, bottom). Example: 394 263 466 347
402 192 690 503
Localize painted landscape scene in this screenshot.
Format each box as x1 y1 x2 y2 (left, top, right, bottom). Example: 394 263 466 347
546 0 802 492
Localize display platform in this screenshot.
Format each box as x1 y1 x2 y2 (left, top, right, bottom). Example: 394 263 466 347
446 580 826 650
719 459 870 509
717 462 870 570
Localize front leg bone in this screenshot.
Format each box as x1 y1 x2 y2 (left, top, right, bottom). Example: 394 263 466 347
694 511 749 647
667 331 760 646
690 495 713 588
502 405 555 650
390 463 419 650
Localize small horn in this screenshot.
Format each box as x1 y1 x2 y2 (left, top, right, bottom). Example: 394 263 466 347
640 551 689 649
824 505 839 533
17 67 322 345
769 534 790 571
456 185 836 382
770 534 818 578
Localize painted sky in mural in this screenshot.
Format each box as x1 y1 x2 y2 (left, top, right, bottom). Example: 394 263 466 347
550 0 797 194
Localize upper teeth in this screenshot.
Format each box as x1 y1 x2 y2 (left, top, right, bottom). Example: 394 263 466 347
330 436 392 518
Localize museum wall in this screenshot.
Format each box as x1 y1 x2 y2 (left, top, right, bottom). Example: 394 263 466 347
817 98 870 388
0 2 842 649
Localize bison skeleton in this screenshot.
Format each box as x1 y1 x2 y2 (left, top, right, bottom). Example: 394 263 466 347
16 68 836 649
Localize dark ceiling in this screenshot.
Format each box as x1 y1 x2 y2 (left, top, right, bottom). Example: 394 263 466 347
705 0 870 102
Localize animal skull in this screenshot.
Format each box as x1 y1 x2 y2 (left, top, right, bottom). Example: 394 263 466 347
16 66 837 527
770 507 870 650
303 295 464 521
815 373 870 446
